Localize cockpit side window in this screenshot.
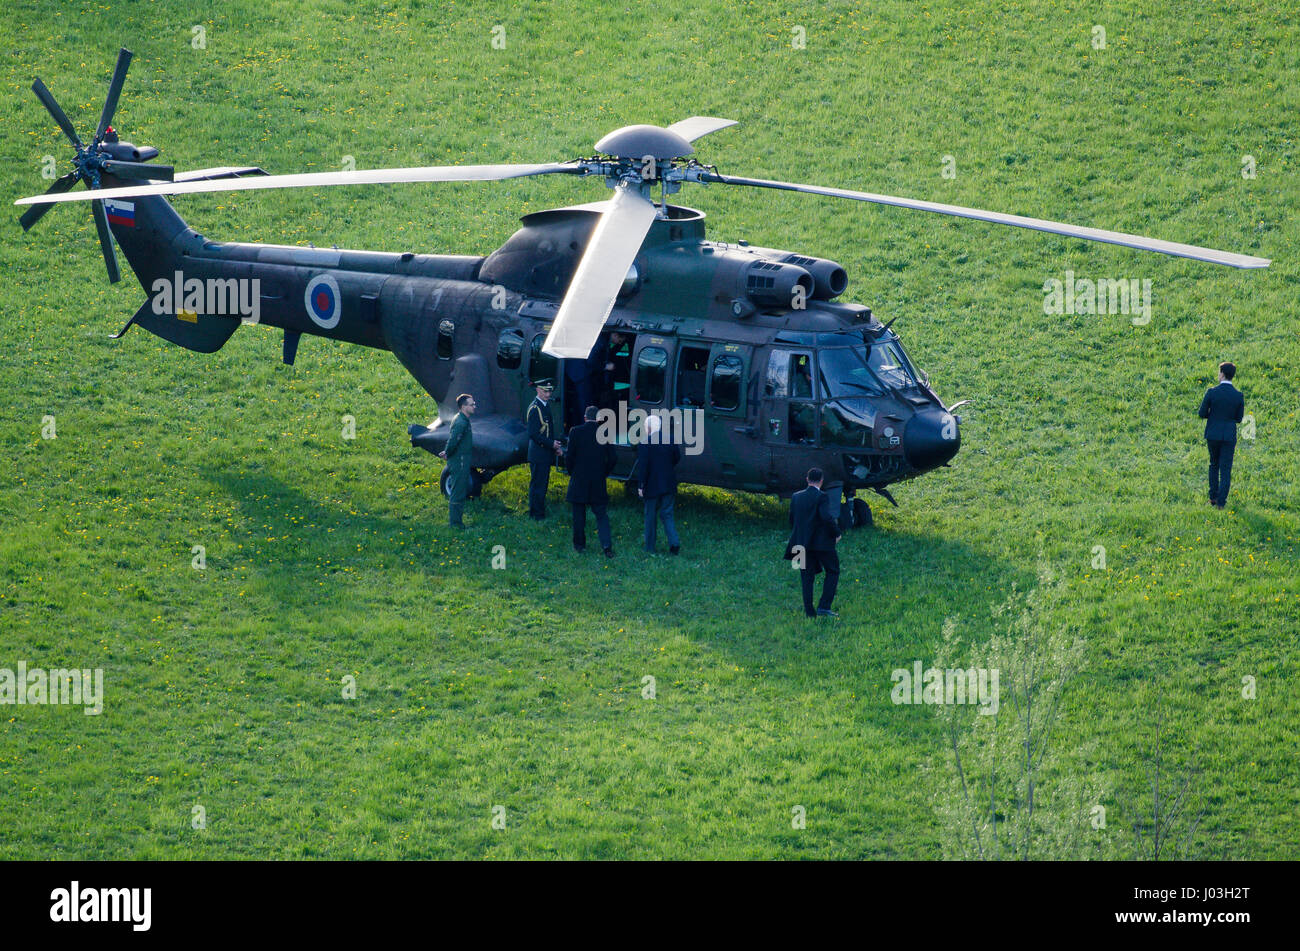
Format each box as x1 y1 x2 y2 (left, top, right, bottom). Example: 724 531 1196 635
765 349 814 398
765 349 789 397
790 353 813 399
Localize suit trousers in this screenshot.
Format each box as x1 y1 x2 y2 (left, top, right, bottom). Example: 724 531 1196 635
572 503 612 551
1207 439 1236 505
529 460 550 518
800 549 840 616
643 493 681 551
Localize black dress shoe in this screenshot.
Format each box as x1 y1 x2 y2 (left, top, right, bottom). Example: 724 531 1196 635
604 548 615 558
669 545 680 555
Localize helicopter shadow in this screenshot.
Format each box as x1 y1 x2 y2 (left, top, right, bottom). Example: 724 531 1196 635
203 467 1015 675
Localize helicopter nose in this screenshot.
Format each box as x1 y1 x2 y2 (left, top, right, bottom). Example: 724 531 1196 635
903 409 960 470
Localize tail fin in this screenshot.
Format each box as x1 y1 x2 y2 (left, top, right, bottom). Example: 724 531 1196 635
18 47 246 354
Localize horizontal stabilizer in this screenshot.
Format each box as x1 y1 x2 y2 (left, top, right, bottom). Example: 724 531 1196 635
119 299 241 353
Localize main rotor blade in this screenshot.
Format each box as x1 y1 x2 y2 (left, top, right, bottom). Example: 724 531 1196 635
542 184 657 359
91 199 122 284
32 78 83 149
18 172 78 231
173 166 268 182
101 159 174 182
94 48 133 144
666 116 738 144
15 162 582 207
704 173 1271 269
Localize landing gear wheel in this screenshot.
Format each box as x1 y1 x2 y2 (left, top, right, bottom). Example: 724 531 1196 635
440 467 485 499
852 498 873 528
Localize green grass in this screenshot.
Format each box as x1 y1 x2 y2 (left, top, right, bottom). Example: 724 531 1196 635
1 0 1296 858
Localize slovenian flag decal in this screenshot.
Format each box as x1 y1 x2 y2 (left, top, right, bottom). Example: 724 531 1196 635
104 198 135 227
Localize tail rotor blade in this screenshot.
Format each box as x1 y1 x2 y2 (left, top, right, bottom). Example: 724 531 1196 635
32 78 83 149
19 172 79 231
94 48 133 144
91 199 122 284
101 159 174 182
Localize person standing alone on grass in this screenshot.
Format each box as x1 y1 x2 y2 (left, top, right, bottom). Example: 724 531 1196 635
438 393 475 529
785 467 841 618
1198 361 1245 510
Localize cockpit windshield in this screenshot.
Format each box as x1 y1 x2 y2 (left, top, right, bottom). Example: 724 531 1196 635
868 341 918 389
818 341 919 397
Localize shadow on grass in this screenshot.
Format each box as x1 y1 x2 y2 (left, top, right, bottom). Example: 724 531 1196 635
205 467 1015 673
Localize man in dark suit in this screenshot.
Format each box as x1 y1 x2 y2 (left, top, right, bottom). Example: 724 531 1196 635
1198 361 1245 509
566 405 617 556
526 379 563 519
786 467 842 618
633 413 682 554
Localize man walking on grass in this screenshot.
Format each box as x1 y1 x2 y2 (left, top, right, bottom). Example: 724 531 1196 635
1198 361 1245 510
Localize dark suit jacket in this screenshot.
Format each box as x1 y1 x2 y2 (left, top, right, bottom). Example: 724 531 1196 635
1198 381 1244 443
633 440 681 498
565 421 616 505
787 485 839 556
526 397 556 465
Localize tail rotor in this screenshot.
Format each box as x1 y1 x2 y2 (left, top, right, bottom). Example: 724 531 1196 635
20 48 174 283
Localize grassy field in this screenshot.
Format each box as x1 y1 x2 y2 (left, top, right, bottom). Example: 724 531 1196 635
1 0 1296 858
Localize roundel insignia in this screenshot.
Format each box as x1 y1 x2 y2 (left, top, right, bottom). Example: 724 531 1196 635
304 274 342 329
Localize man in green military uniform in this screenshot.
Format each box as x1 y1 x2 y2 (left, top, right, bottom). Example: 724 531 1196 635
438 393 476 528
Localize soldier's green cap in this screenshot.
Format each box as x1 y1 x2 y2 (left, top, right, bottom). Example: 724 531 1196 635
531 378 555 389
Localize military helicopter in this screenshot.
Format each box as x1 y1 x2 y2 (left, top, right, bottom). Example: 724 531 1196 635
18 50 1269 524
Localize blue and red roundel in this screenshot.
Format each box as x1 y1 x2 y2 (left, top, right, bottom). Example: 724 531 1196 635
304 274 342 329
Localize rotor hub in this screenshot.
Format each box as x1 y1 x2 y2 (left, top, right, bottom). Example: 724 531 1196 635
594 124 695 161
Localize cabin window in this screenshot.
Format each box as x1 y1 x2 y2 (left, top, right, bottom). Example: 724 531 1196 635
437 319 455 360
635 346 668 405
530 334 558 385
497 328 524 369
709 354 743 411
676 346 710 408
